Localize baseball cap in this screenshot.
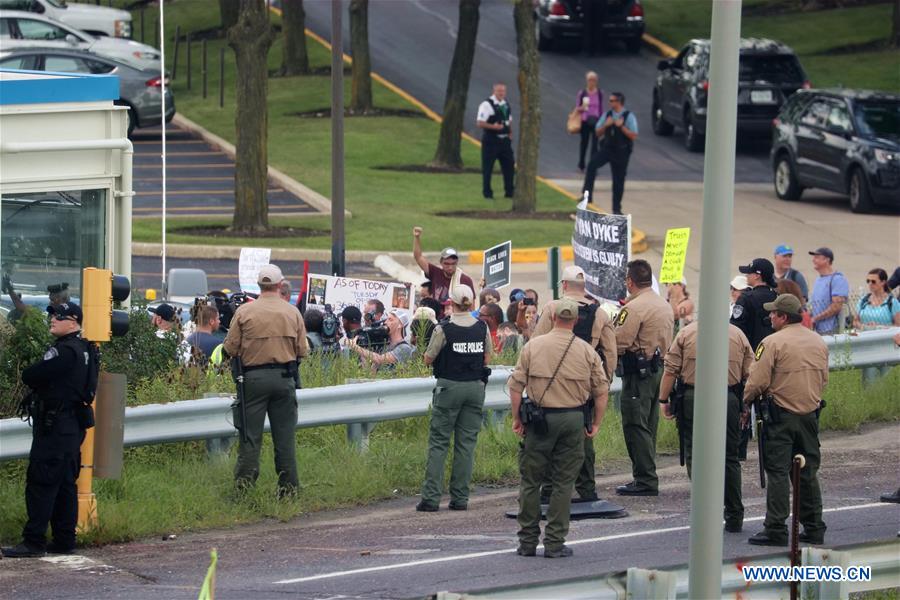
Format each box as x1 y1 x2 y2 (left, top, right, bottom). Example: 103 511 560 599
47 302 83 325
763 293 803 317
554 298 580 319
47 282 69 295
560 265 585 283
774 244 794 256
389 308 410 328
808 247 834 262
413 306 438 324
440 247 459 260
341 305 362 324
257 264 284 285
730 275 750 290
148 303 176 322
509 288 525 303
450 284 474 306
738 258 775 281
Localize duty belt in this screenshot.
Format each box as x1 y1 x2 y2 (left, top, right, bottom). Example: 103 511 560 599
244 362 293 372
542 406 584 414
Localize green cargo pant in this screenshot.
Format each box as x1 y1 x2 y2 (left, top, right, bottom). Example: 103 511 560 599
762 408 825 541
539 436 596 501
682 388 744 525
621 370 662 490
234 368 299 492
517 410 584 552
420 379 485 506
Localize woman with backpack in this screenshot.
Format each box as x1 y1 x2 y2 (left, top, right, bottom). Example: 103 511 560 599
853 268 900 330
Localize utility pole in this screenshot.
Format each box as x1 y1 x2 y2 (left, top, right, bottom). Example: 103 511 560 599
687 1 742 598
331 0 346 277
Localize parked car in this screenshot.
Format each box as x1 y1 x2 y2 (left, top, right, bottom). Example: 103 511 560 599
0 47 174 135
0 10 159 70
652 38 809 151
770 89 900 213
0 0 131 38
534 0 645 53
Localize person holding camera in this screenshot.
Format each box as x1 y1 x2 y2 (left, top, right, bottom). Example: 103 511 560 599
508 298 609 558
2 302 99 558
349 309 415 371
614 259 674 497
416 286 494 512
532 266 617 504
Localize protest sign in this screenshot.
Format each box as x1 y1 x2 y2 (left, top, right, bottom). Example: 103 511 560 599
305 273 413 315
571 201 630 301
483 240 512 289
658 227 691 283
238 247 271 294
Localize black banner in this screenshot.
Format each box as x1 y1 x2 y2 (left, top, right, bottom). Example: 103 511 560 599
483 240 512 289
572 203 630 302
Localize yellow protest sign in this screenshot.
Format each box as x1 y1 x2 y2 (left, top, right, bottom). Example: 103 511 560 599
659 228 691 283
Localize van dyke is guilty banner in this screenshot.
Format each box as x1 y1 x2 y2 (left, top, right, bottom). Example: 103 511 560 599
572 201 631 302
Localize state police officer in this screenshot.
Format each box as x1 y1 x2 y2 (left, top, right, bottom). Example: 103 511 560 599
532 265 617 503
2 302 98 558
731 258 778 350
509 298 609 559
223 264 308 496
476 83 515 200
417 285 493 512
658 320 754 532
614 259 674 496
744 294 829 547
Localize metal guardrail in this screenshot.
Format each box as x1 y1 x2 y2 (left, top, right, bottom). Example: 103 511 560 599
433 539 900 599
1 328 897 462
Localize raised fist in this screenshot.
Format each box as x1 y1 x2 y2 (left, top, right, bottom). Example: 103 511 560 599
413 227 423 238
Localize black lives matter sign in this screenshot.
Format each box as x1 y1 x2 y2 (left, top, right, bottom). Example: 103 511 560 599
572 204 630 302
483 240 512 289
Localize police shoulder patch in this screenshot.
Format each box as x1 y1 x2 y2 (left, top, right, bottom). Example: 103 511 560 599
616 308 628 326
43 347 59 361
755 343 765 361
731 304 744 319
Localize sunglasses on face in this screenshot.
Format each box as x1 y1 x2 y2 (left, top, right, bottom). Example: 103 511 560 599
52 315 75 322
866 279 879 284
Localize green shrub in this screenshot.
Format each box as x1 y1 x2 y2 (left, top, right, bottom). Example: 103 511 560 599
0 308 52 416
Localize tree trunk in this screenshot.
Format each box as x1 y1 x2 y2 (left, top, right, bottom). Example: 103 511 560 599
512 0 540 214
349 0 373 112
281 0 310 75
431 0 480 170
892 0 900 48
228 0 276 232
219 0 240 32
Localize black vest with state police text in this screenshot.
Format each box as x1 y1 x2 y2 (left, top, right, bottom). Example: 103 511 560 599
433 321 488 381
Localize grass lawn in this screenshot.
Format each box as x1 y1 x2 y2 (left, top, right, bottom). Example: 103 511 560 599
642 0 900 93
130 0 576 252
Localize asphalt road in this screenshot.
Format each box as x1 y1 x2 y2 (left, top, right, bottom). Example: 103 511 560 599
301 0 772 182
3 423 898 599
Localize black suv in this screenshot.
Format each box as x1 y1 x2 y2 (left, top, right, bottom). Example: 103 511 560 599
771 89 900 213
535 0 645 53
652 38 808 151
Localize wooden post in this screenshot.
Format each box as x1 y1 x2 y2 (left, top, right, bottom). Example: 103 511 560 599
218 46 225 108
202 39 208 99
186 32 192 91
172 25 181 80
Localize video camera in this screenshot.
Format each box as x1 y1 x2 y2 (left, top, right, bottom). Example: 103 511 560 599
357 318 389 352
320 304 341 352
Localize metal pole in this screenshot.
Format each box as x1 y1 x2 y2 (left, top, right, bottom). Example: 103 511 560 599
330 0 345 276
219 46 225 108
160 0 167 292
548 246 561 300
790 454 803 600
687 1 742 598
202 39 208 99
186 32 192 91
172 25 180 80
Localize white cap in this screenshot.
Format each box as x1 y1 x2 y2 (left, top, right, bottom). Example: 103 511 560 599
413 306 438 324
389 308 410 328
730 275 750 290
450 284 475 306
560 265 585 283
257 264 284 285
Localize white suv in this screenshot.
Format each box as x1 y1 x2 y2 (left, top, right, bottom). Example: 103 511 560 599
0 0 131 38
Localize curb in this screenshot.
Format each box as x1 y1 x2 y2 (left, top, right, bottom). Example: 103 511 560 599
642 32 679 59
169 113 348 218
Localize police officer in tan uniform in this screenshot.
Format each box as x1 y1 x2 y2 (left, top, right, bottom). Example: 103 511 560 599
743 294 829 547
532 265 616 502
614 259 674 496
508 298 609 559
658 321 754 532
224 264 309 495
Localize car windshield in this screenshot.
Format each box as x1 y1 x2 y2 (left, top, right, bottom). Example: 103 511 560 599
739 55 804 83
47 0 67 8
854 101 900 138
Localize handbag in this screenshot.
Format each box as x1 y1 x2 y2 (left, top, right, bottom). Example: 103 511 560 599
567 109 582 134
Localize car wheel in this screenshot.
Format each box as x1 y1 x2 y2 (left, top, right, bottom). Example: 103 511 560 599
848 167 874 213
535 18 552 51
625 36 642 54
684 109 704 152
652 95 674 136
773 155 802 201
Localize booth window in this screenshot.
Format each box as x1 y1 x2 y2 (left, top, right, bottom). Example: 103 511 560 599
1 189 106 318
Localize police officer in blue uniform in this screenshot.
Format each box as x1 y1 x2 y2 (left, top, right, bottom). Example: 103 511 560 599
582 91 638 215
477 83 515 200
2 302 98 558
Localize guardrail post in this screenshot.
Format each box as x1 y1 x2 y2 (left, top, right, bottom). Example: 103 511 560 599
203 393 234 458
801 546 850 600
861 365 888 387
347 422 374 452
626 567 676 599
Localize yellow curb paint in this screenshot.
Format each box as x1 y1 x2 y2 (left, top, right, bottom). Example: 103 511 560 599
641 32 678 58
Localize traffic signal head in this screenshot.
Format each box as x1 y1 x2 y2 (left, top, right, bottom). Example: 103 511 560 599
82 268 131 342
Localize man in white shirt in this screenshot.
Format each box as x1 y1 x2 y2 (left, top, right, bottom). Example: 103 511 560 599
476 83 515 200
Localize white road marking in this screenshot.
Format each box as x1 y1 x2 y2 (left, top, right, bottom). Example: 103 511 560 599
41 554 121 574
274 501 894 585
